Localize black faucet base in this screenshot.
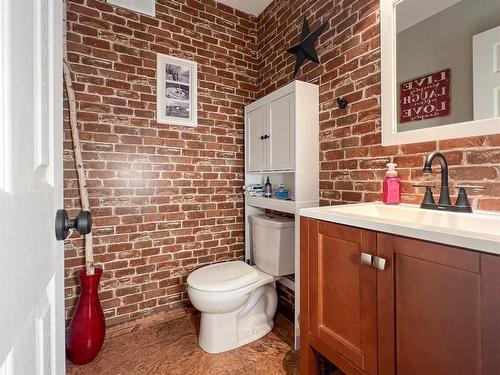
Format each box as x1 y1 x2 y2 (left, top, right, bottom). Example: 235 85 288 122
420 202 472 213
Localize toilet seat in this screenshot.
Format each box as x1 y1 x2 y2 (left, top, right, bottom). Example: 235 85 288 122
187 262 278 315
187 261 260 292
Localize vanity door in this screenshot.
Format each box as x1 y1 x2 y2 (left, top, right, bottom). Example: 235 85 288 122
377 234 500 375
306 220 378 374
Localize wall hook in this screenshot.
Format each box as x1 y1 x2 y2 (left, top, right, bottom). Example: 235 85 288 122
337 97 348 109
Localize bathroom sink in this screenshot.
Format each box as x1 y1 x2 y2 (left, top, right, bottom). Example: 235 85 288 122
300 203 500 254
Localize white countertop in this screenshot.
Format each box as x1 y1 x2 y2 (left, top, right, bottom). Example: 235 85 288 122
300 202 500 255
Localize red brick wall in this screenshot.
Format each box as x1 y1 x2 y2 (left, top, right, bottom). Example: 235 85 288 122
65 0 500 329
64 0 258 326
257 0 500 210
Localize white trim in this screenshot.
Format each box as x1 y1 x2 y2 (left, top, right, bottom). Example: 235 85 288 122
0 0 12 193
381 0 500 146
48 1 65 372
47 0 56 187
33 0 51 183
156 53 198 127
107 0 155 17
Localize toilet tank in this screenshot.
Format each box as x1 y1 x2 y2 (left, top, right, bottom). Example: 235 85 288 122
252 214 295 276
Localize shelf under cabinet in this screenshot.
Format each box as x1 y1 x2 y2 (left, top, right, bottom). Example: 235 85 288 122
246 170 295 174
245 195 296 214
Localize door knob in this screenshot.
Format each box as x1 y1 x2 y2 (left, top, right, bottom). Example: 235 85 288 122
55 209 92 241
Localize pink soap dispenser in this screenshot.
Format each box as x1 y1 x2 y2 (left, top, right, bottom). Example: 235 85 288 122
383 162 401 205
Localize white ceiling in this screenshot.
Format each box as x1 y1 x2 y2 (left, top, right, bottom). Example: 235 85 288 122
215 0 273 16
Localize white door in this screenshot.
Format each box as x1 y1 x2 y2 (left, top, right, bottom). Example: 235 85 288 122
246 106 267 172
268 94 295 171
0 1 64 374
473 25 500 120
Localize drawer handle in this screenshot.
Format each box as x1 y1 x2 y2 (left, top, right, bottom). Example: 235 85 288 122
360 252 373 266
360 253 387 271
373 256 387 271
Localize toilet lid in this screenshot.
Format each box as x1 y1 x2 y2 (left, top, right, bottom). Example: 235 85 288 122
187 261 260 292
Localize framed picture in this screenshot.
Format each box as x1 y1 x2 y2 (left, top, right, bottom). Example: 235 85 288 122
400 69 451 123
156 54 197 127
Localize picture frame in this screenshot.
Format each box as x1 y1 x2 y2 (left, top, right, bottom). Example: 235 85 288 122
156 53 197 127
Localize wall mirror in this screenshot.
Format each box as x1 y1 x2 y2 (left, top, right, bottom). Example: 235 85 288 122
381 0 500 145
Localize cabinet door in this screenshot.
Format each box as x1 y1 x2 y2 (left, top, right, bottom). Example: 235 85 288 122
246 106 267 172
268 93 295 170
377 235 500 375
308 220 378 374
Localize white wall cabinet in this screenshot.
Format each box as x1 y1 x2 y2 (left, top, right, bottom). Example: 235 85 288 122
269 93 295 171
247 106 267 172
244 80 319 351
246 93 295 172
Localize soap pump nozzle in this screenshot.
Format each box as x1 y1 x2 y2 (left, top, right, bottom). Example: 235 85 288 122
386 162 398 177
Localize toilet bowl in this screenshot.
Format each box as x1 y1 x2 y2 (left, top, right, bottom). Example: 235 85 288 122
187 262 278 354
187 214 295 354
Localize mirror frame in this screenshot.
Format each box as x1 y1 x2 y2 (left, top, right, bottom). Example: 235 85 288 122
381 0 500 146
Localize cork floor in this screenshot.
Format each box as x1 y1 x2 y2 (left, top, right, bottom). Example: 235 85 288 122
67 313 299 375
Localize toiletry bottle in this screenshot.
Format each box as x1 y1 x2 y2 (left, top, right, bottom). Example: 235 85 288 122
264 177 272 198
383 163 401 205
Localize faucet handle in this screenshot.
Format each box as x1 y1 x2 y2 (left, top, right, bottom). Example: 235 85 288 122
455 185 485 191
412 183 435 188
413 183 436 206
454 185 483 212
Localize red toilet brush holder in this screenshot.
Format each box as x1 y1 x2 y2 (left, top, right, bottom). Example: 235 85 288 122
66 267 106 365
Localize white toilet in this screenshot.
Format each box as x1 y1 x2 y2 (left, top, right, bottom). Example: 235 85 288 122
187 214 295 354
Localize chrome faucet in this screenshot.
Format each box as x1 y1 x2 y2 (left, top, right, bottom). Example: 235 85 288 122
413 151 484 213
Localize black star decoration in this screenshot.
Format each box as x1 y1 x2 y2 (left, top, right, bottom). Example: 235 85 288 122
287 17 328 76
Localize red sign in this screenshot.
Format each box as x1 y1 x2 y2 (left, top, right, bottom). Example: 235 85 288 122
400 69 450 123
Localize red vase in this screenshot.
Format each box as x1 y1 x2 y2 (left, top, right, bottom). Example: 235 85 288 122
66 267 106 365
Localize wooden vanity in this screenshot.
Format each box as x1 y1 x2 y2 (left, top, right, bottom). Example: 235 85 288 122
300 216 500 375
